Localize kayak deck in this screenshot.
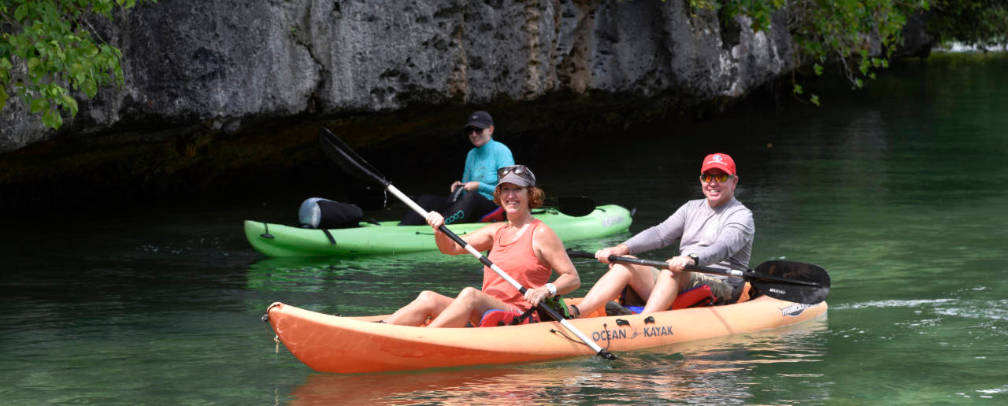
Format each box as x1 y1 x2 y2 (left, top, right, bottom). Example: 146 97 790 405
245 204 632 257
265 295 827 374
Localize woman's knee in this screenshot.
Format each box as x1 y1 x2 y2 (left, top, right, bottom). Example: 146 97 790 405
455 286 482 302
414 290 443 306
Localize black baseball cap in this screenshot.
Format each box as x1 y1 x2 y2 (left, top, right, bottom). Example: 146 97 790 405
464 111 493 130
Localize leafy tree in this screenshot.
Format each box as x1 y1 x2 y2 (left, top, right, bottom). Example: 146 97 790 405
686 0 930 106
926 0 1008 51
687 1 1008 104
0 0 149 129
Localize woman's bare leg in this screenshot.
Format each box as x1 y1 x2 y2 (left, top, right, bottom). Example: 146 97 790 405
427 287 510 328
384 290 454 326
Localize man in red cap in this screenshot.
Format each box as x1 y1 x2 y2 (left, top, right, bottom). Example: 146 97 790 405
568 153 754 317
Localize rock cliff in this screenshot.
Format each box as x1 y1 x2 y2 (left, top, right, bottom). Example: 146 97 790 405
2 0 794 152
0 0 798 208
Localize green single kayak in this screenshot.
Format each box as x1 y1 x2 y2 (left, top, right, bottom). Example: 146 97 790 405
244 204 632 257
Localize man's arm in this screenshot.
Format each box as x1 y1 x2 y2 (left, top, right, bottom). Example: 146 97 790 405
692 208 754 268
623 204 688 254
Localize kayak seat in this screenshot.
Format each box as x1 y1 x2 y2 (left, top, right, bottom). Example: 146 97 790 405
480 206 506 222
478 307 540 327
624 284 716 314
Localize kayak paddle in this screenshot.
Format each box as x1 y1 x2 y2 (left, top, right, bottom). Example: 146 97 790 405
319 128 617 360
566 249 830 305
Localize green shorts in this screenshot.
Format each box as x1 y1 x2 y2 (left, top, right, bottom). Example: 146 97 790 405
683 271 738 303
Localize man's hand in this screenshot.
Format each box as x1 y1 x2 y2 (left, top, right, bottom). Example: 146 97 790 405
665 255 694 272
595 244 629 264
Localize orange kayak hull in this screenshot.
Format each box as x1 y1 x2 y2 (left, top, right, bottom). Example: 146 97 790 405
265 295 827 374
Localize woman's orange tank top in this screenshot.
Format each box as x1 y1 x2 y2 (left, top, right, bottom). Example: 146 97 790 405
483 219 551 311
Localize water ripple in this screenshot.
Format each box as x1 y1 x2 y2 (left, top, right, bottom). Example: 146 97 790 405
832 299 954 310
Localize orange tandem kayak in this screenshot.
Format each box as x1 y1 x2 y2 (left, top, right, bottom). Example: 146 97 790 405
264 295 827 374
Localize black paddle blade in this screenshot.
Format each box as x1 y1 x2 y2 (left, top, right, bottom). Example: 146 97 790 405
751 260 830 305
318 128 389 187
556 196 596 217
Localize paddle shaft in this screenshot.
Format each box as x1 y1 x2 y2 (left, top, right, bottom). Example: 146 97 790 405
567 250 822 288
387 186 615 359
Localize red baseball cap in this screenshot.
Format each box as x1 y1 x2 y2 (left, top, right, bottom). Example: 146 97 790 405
700 153 736 175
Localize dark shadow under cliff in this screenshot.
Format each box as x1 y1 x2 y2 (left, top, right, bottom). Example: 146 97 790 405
0 64 878 218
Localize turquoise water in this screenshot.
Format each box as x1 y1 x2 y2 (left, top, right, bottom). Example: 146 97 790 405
2 53 1007 404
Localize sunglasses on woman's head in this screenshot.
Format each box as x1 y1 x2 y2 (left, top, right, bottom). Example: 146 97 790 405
498 165 536 185
498 165 528 177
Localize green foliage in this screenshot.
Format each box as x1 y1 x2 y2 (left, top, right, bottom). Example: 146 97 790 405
927 0 1008 50
686 1 1006 104
686 1 930 105
717 0 786 33
0 0 149 129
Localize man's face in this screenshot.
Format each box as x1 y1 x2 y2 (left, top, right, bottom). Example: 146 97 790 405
699 169 737 208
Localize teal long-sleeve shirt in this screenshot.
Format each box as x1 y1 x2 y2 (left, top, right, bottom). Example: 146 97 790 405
461 138 515 200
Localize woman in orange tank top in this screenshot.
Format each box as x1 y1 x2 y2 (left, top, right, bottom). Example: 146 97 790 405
384 165 581 328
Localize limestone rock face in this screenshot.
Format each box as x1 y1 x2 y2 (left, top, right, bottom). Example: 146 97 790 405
1 0 797 153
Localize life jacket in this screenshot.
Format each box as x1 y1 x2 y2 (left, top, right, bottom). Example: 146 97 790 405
480 206 506 222
671 284 716 309
477 296 571 326
625 284 716 314
477 307 540 327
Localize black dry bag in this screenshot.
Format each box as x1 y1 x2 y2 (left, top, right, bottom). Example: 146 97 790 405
298 197 363 229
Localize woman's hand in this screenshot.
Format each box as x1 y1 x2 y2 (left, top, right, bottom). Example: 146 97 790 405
524 285 551 306
450 181 479 193
425 211 445 230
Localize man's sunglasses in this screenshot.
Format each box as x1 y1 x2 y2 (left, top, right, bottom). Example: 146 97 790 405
700 173 733 183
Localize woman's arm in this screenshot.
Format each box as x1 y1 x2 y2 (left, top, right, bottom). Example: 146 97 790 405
427 211 498 255
525 225 581 305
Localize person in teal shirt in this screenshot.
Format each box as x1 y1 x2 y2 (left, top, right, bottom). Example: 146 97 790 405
401 111 515 225
454 111 515 201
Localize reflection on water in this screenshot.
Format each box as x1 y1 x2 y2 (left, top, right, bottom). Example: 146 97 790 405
4 54 1008 405
284 319 828 405
289 367 559 405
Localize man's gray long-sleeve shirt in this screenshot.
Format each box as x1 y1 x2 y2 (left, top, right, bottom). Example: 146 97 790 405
623 197 754 273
